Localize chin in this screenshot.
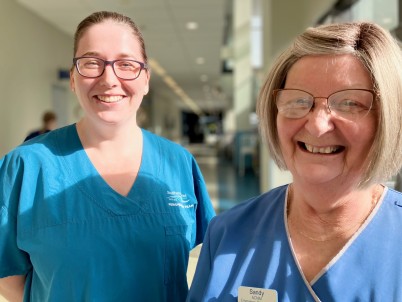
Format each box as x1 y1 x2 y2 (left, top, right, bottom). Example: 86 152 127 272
293 165 343 185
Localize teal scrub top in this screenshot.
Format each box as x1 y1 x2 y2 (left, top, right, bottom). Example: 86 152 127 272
0 124 215 301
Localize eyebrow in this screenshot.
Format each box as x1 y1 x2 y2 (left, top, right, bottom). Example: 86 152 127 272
77 51 138 60
79 51 99 57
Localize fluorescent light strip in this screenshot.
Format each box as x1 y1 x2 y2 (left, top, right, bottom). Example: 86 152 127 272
148 58 203 115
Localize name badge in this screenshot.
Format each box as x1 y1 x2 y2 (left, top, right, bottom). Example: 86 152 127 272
238 286 278 302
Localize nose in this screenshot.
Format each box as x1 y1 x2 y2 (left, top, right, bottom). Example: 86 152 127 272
99 63 119 86
304 98 334 137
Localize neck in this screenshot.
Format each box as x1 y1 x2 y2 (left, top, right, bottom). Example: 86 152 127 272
76 119 141 155
287 184 382 242
77 118 140 141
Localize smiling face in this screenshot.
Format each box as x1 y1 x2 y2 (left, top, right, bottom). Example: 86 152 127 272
277 54 377 187
70 20 150 127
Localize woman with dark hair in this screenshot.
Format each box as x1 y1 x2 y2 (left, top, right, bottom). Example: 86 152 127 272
0 11 214 301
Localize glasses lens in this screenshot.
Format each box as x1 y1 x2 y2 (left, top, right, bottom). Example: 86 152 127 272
76 58 104 78
113 60 143 80
75 58 144 80
328 89 374 121
275 89 313 119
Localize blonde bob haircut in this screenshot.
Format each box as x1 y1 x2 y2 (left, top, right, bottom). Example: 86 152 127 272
257 22 402 188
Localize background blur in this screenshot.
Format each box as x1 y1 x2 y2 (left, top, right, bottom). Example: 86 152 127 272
0 0 400 298
0 0 400 218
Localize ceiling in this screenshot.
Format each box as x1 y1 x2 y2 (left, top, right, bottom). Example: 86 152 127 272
16 0 230 115
15 0 338 116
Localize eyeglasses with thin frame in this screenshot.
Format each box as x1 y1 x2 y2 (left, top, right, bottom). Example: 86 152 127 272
273 88 377 121
73 57 148 80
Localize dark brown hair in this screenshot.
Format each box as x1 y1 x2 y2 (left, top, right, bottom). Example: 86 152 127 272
73 11 148 63
42 111 56 123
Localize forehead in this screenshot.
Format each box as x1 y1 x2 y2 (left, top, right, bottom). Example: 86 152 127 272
76 20 140 57
285 54 373 93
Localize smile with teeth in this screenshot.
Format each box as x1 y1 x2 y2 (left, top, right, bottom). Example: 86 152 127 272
97 95 124 103
300 142 342 154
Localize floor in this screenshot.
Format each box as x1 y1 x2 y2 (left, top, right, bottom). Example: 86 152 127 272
186 143 260 286
185 143 260 214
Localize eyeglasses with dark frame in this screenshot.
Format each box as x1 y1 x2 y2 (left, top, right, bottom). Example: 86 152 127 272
73 57 148 80
273 88 377 121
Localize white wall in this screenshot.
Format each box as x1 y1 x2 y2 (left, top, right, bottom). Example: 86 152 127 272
258 0 336 191
150 89 182 143
0 0 73 156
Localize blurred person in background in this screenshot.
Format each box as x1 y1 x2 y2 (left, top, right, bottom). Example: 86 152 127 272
24 110 57 141
188 22 402 301
0 11 214 302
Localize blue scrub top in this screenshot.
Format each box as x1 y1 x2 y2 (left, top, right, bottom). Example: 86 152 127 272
188 185 402 301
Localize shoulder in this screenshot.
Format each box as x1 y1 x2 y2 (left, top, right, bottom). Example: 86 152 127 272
382 187 402 215
4 125 75 166
209 185 288 231
24 130 41 141
21 124 73 144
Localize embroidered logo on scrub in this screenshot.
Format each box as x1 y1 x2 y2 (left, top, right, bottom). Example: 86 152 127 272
167 191 194 208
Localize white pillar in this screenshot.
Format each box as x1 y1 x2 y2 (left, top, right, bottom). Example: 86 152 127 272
233 0 254 131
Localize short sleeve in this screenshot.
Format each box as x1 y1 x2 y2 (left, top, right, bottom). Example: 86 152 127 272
191 156 216 246
0 153 32 278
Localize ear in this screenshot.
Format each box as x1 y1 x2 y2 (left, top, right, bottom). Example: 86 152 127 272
143 70 150 95
70 70 76 92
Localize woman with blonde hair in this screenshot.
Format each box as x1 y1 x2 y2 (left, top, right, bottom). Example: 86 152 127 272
188 22 402 301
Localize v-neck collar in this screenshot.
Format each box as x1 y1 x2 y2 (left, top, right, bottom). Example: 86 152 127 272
59 125 151 215
284 185 386 301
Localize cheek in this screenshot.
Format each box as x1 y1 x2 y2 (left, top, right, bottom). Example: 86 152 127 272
134 72 150 95
356 124 376 154
348 115 377 151
277 117 298 148
276 120 298 169
73 76 93 95
70 72 86 95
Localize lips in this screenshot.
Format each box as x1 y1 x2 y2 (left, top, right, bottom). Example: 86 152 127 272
96 95 124 103
299 142 344 154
